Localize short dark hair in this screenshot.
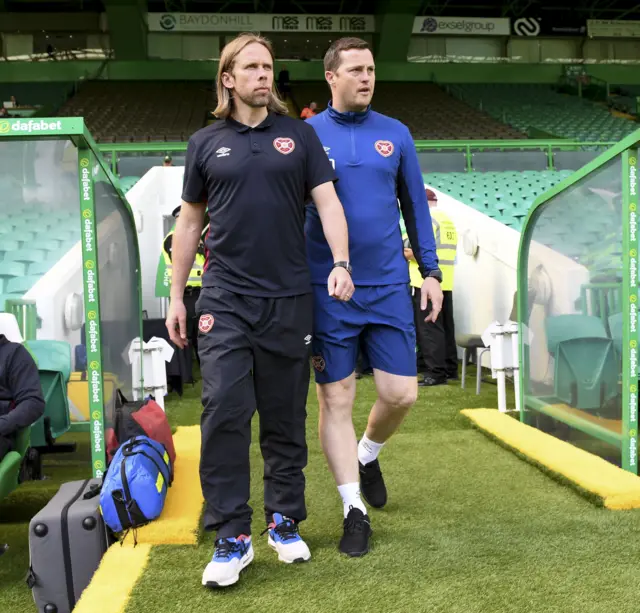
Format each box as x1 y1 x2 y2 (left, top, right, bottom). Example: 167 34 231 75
324 37 371 73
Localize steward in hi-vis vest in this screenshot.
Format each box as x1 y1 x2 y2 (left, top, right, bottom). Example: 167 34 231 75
156 205 208 366
402 188 459 386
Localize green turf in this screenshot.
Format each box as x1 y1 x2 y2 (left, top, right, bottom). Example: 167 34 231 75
126 373 640 613
4 370 640 613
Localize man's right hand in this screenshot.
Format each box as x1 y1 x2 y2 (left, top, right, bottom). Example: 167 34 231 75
166 299 188 349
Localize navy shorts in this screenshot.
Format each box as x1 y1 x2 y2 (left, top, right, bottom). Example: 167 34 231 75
311 283 417 384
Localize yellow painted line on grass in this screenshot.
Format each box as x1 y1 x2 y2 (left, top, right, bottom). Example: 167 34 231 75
461 408 640 509
121 425 204 546
76 426 203 612
73 544 151 613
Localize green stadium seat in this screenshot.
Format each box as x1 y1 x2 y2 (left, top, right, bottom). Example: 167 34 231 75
24 340 72 449
545 314 618 410
0 264 28 295
5 276 41 295
0 261 27 278
11 230 37 244
25 340 72 384
4 249 47 264
35 240 63 253
27 261 54 276
0 426 32 502
0 240 20 259
46 228 75 243
608 313 623 357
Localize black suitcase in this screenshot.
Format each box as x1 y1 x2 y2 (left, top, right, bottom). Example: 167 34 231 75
27 478 112 613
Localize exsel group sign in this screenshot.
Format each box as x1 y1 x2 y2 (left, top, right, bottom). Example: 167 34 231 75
148 13 375 33
413 16 511 36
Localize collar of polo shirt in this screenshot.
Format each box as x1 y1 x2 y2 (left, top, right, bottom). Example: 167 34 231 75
225 112 276 133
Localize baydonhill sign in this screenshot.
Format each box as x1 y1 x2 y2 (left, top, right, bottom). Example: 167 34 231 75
148 13 376 33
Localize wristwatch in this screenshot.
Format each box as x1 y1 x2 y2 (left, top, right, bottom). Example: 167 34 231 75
424 269 443 283
333 261 352 275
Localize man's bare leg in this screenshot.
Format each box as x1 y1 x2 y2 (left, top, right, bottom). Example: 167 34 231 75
317 373 360 498
364 370 418 443
356 370 418 509
317 372 372 556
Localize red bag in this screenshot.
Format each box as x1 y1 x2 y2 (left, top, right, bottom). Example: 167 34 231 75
106 392 176 466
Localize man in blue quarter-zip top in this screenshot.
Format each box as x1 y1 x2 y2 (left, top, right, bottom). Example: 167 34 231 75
305 37 443 557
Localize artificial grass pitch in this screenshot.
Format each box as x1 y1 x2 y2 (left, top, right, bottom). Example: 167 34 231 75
126 375 640 613
461 408 640 509
5 373 640 612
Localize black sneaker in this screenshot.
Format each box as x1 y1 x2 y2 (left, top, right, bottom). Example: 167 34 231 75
419 376 447 387
359 459 387 508
339 507 372 557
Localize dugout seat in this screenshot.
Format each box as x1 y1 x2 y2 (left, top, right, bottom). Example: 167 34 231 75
545 314 619 410
608 313 624 358
0 426 34 502
24 340 73 452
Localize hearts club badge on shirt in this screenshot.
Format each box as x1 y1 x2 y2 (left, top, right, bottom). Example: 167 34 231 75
273 137 295 155
198 314 214 334
375 140 394 157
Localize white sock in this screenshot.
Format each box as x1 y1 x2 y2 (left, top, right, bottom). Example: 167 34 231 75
358 435 385 466
337 482 367 517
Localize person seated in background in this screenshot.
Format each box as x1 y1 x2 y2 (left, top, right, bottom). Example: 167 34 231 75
277 66 291 95
0 334 45 462
163 155 173 167
300 101 318 119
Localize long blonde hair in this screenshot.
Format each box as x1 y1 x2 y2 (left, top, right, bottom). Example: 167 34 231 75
214 33 288 119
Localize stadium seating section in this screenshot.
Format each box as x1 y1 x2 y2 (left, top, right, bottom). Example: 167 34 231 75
424 170 572 231
1 78 632 309
293 82 525 140
57 81 215 143
53 81 636 143
0 202 80 312
450 84 638 142
118 175 142 193
0 163 143 312
426 168 621 264
55 81 527 142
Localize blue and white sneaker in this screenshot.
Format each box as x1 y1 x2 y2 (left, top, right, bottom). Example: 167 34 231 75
266 514 311 564
202 535 254 588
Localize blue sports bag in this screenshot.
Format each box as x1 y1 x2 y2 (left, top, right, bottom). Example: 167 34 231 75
99 435 173 537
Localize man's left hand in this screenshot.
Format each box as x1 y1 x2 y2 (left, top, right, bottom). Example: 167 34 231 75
420 277 443 323
328 267 354 301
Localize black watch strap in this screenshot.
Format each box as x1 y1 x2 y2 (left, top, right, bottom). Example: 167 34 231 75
425 269 443 283
333 261 352 275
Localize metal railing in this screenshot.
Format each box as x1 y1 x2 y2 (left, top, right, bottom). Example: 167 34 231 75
98 138 618 177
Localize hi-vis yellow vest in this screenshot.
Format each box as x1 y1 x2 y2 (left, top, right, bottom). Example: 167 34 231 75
403 209 457 292
162 230 205 288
